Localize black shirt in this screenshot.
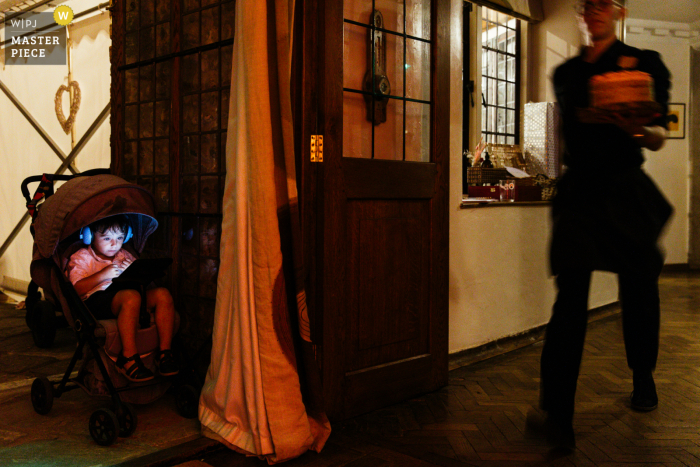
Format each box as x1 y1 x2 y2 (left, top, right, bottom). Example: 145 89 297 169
553 40 670 175
549 40 673 275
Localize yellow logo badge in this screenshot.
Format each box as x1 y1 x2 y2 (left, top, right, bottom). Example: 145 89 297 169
54 6 74 26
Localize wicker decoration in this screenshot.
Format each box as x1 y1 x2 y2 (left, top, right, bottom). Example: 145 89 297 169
534 174 558 201
514 177 537 187
466 167 509 186
55 81 81 134
488 144 526 170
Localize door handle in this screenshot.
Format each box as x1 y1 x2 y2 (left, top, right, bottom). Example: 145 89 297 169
363 9 390 125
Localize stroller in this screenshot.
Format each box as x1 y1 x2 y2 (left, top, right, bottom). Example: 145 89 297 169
22 170 199 446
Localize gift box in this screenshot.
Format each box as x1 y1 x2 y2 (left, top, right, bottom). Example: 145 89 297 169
514 185 542 201
466 168 509 186
524 102 561 178
467 185 500 200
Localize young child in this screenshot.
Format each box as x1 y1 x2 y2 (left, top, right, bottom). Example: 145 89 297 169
66 214 178 382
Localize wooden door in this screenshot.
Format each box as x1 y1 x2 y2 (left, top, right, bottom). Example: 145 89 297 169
302 0 450 420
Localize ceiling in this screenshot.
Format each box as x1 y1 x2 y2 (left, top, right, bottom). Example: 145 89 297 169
626 0 700 24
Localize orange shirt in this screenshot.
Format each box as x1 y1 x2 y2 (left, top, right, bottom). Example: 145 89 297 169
66 246 136 300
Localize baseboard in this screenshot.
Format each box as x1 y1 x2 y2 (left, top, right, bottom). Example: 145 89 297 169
448 301 621 371
662 263 691 273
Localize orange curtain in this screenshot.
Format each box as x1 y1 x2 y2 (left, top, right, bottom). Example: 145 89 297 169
198 0 330 463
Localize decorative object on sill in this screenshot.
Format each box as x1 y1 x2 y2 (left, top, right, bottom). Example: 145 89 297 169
472 137 486 167
55 80 81 134
462 150 473 195
524 102 560 178
467 178 541 202
513 177 542 201
534 173 558 201
480 145 494 168
463 150 472 168
466 167 509 186
490 143 526 170
468 184 500 200
505 166 531 178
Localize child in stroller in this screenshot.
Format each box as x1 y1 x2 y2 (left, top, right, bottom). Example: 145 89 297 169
66 214 179 382
25 171 199 446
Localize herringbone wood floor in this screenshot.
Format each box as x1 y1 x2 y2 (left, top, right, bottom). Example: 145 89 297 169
199 271 700 467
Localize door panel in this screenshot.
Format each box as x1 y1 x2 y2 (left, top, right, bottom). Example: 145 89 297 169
345 354 434 417
347 199 430 372
343 159 436 198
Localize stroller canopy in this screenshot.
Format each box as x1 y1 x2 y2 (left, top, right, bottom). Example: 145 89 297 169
32 174 159 261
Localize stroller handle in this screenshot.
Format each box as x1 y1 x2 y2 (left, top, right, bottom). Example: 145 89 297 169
21 168 111 204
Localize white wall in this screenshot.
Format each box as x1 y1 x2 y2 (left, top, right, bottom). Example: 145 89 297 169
528 0 583 104
448 0 619 355
625 21 692 265
0 1 111 286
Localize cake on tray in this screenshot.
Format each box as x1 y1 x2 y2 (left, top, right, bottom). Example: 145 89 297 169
589 70 655 111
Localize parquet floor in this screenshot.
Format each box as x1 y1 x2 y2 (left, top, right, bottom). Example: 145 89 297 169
198 270 700 467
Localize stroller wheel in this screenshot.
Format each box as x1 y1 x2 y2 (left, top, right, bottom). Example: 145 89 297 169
31 301 56 349
114 401 138 437
175 384 199 419
30 377 54 415
89 408 120 446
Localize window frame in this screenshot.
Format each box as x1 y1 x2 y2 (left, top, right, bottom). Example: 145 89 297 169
463 2 523 154
479 6 521 145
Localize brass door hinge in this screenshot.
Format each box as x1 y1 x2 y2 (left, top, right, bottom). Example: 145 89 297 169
310 135 323 162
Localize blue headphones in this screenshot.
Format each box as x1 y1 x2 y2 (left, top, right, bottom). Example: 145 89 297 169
80 223 133 245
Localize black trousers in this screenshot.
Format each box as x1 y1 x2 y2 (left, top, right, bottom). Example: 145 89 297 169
540 269 660 423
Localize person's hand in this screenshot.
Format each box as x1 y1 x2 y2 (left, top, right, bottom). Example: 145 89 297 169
598 110 659 137
596 110 666 150
100 263 126 280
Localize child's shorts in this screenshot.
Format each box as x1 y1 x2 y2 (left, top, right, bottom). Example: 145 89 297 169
84 283 135 320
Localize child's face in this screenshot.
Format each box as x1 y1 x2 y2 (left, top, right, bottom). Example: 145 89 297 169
92 226 126 260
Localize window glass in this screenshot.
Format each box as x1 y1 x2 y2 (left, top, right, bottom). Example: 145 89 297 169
342 0 432 161
480 7 519 145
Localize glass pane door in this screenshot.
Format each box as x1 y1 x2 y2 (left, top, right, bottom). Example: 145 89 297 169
342 0 432 162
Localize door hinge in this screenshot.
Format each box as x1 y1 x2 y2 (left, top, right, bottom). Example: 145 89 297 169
310 135 323 162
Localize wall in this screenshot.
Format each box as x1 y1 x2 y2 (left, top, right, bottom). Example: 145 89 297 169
625 20 692 265
527 0 582 103
0 0 111 287
448 0 618 355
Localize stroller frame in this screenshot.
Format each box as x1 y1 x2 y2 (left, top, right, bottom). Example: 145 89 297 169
22 170 200 446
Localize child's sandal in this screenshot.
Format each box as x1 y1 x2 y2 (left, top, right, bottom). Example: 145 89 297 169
116 353 155 382
156 349 179 376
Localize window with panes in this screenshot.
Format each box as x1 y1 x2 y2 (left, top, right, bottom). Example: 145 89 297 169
480 7 520 145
